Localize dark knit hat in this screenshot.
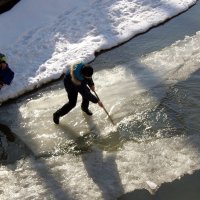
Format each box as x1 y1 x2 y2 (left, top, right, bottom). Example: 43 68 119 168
82 65 93 77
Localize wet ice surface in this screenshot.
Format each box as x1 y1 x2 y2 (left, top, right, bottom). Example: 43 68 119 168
1 28 200 199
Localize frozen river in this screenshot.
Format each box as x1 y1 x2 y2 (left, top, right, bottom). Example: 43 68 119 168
0 1 200 200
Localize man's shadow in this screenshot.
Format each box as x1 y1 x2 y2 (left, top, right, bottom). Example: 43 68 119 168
76 114 124 199
56 120 96 156
57 112 124 199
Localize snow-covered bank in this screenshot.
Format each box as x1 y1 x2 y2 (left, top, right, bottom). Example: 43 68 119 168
0 0 197 103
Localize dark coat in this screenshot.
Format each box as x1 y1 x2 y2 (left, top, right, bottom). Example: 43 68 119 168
0 63 14 85
64 70 98 103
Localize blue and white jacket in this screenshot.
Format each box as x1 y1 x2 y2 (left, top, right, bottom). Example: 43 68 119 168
64 63 98 103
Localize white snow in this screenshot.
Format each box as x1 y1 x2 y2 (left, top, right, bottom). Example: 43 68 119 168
0 0 196 103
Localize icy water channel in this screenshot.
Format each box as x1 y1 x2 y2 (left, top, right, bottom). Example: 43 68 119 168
0 2 200 200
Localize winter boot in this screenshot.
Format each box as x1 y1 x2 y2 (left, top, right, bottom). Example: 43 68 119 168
81 108 93 116
53 112 60 124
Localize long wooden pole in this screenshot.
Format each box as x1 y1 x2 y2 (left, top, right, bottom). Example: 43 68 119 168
93 91 115 125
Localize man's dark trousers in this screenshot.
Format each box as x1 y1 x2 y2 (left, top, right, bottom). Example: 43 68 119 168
55 75 89 117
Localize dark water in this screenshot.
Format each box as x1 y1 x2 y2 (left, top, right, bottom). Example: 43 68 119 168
119 170 200 200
